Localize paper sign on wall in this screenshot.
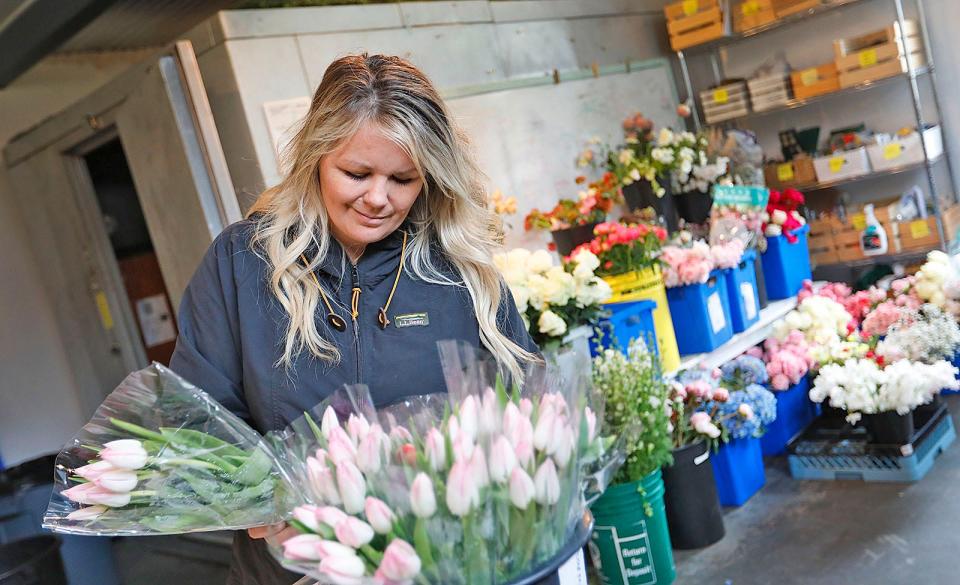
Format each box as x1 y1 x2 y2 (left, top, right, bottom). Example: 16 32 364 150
707 292 726 334
263 97 311 168
136 294 177 348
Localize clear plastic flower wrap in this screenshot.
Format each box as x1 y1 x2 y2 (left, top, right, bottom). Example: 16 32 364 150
44 363 289 535
268 341 620 584
708 184 769 253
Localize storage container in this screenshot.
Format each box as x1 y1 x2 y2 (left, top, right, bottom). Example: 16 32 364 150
813 147 871 183
747 74 792 112
806 218 839 266
666 270 734 355
664 0 726 51
790 62 840 100
592 299 659 358
700 81 750 124
761 224 812 299
760 377 817 456
711 437 766 506
722 248 760 333
895 216 939 251
662 441 725 549
732 0 776 33
602 267 681 372
834 20 925 88
866 125 943 171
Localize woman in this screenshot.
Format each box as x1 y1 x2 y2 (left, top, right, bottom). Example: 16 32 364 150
169 54 539 584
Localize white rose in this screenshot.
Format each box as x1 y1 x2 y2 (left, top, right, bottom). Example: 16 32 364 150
571 249 600 279
538 310 567 337
771 209 788 225
510 285 531 313
527 249 553 274
658 128 675 146
541 266 576 305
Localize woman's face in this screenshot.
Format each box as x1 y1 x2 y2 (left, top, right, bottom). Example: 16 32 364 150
319 122 424 258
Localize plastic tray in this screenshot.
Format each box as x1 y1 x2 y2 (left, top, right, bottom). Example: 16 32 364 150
787 405 955 482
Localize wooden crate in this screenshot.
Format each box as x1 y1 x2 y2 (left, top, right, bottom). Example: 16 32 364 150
832 227 864 262
838 52 927 88
897 216 939 250
700 81 750 124
833 20 920 61
834 21 925 88
665 0 725 51
733 0 776 33
790 63 840 100
748 74 792 111
763 156 816 190
807 218 838 265
772 0 821 18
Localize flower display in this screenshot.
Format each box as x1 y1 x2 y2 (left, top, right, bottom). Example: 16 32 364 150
773 295 854 346
796 280 886 326
749 331 814 390
876 304 960 365
670 369 729 448
708 355 777 440
860 300 906 338
660 241 714 287
763 189 806 242
568 221 668 277
913 251 960 310
710 238 746 270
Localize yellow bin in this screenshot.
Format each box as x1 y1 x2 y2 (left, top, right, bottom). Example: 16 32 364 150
603 266 681 373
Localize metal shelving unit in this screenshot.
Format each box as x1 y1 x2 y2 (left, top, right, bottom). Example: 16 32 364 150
673 0 958 250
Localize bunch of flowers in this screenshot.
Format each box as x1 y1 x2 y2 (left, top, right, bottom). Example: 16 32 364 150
524 197 608 232
592 339 673 484
705 355 777 440
763 189 806 243
796 280 886 326
669 369 729 448
747 331 814 390
710 238 746 269
657 129 730 195
488 189 518 233
660 241 713 287
568 221 668 277
876 304 960 365
913 251 960 310
810 358 958 423
494 248 612 346
860 300 907 338
773 295 854 346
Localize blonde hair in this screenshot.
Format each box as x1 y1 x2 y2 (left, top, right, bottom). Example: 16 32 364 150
248 53 535 382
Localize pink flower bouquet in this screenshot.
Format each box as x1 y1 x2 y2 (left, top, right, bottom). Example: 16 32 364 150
661 241 714 288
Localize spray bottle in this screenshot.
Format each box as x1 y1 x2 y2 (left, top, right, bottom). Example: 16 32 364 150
860 204 888 256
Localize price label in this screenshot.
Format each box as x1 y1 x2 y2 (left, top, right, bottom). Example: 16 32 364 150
799 68 820 87
829 156 845 173
777 163 795 182
851 213 867 231
741 0 761 15
883 142 904 160
683 0 699 16
713 88 729 104
94 291 114 331
910 219 931 239
859 48 878 68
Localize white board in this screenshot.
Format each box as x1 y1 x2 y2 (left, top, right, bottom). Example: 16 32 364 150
447 61 682 250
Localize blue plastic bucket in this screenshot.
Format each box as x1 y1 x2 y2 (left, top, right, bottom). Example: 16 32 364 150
711 437 766 507
592 299 659 358
761 224 811 300
761 377 817 456
722 249 760 333
944 352 960 395
666 271 734 355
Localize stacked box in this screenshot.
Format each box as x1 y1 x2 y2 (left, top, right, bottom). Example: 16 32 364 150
733 0 776 33
834 20 926 88
763 156 816 190
812 147 871 183
790 62 840 100
665 0 726 51
865 126 943 171
700 81 749 124
747 74 792 111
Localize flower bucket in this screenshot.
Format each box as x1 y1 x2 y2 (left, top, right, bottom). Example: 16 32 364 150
914 394 944 427
508 511 594 585
761 224 812 300
665 270 734 355
602 267 680 372
674 190 713 224
623 179 679 233
551 222 598 257
661 441 725 550
945 351 960 395
589 470 676 585
560 325 594 364
592 299 659 358
863 411 916 446
760 377 817 456
710 437 766 507
753 251 769 310
722 248 760 333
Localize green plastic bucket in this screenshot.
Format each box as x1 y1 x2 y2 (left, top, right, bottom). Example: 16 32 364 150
588 469 676 585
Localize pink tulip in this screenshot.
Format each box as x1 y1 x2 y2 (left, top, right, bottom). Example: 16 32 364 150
514 439 535 469
519 398 534 418
479 388 501 437
533 404 558 452
553 428 575 469
100 439 148 470
507 413 534 454
356 431 383 474
452 432 475 462
321 406 340 439
468 446 489 489
389 426 413 445
509 467 535 510
488 436 517 483
316 506 348 529
424 428 446 471
66 505 107 521
319 553 367 584
365 497 396 535
502 402 522 439
328 427 358 466
458 395 479 441
74 461 115 481
447 415 461 442
334 516 374 548
409 473 437 518
446 460 478 517
293 504 322 532
62 482 131 507
283 533 324 561
336 460 366 515
95 469 138 493
316 539 357 560
533 459 560 506
307 456 341 505
584 407 597 444
347 414 371 445
377 538 422 581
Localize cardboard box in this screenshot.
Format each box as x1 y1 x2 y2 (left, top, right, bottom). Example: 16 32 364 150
807 217 839 265
897 216 939 250
790 63 840 100
813 147 871 183
866 126 943 171
764 157 816 190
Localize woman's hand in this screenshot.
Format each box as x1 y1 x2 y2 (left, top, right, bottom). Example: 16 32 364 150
247 522 300 547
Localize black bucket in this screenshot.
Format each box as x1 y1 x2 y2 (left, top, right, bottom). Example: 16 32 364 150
753 252 769 310
0 536 66 585
551 223 598 257
622 179 679 233
864 411 916 445
661 441 725 550
674 190 713 225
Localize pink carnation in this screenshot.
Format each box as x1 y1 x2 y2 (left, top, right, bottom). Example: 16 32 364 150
661 243 714 287
861 301 904 337
710 239 746 270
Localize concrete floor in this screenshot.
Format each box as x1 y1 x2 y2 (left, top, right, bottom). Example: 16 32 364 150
673 395 960 585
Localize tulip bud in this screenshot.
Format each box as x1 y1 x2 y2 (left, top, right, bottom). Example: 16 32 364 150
316 506 348 530
321 405 340 439
534 459 560 506
409 473 437 519
400 443 417 467
74 461 115 481
316 539 357 560
424 428 446 471
100 439 148 470
458 395 479 441
328 427 358 466
514 439 535 469
584 407 598 444
364 497 395 535
66 505 107 521
446 460 478 517
488 436 517 484
346 414 371 445
62 482 131 508
507 412 534 450
95 469 138 493
389 425 414 446
307 456 341 505
293 504 322 533
377 538 422 581
336 460 366 515
509 467 535 510
319 553 367 584
533 405 560 452
334 516 375 549
447 415 461 442
283 533 324 561
479 388 501 438
553 427 575 469
468 446 489 489
502 402 522 439
519 398 534 418
355 431 382 474
452 432 474 462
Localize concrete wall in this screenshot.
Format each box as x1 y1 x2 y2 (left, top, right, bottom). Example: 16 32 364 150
0 51 152 466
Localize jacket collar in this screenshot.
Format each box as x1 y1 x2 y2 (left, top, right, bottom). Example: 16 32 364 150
310 225 409 288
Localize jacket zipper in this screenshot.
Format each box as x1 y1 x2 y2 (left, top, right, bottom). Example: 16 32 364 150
351 263 362 384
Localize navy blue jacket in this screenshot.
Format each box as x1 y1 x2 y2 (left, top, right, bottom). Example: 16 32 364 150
169 218 537 584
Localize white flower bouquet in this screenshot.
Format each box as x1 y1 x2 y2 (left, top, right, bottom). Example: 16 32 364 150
877 304 960 365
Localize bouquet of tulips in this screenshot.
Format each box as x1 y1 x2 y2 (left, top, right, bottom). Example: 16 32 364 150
269 342 615 585
44 364 286 535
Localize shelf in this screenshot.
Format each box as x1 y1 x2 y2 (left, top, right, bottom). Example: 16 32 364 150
814 246 936 270
683 0 872 54
716 67 931 124
796 154 944 192
666 297 798 376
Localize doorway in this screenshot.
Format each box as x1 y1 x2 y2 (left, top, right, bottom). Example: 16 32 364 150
83 138 177 366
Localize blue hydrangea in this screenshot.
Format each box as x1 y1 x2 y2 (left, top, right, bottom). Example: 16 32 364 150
720 354 769 390
708 383 778 440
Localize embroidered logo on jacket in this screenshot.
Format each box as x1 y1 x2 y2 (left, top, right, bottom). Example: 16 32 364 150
394 312 429 328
